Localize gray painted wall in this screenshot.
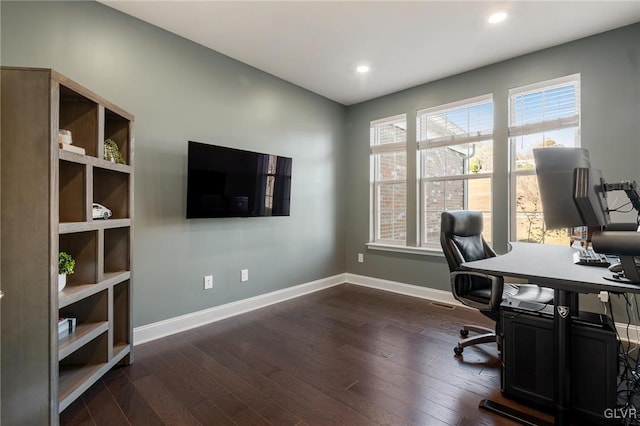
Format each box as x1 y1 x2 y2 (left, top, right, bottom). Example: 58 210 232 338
344 24 640 302
2 2 639 326
1 1 347 327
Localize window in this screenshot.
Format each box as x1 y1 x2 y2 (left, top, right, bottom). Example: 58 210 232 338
264 154 277 215
370 114 407 244
417 95 494 249
509 75 580 243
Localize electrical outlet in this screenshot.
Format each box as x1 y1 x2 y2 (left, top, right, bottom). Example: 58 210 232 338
357 253 364 263
241 269 249 282
204 275 213 290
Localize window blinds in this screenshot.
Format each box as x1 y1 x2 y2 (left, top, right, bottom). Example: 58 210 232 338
417 95 493 150
370 114 406 154
509 75 580 137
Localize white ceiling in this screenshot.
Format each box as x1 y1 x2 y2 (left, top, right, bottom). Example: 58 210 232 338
101 1 640 106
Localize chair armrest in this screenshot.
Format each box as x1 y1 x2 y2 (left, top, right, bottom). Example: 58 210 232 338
451 270 504 311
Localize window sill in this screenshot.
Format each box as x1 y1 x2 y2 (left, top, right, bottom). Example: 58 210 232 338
366 243 444 257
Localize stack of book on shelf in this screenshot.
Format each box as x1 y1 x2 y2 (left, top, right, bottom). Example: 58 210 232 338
58 317 77 340
59 142 85 155
58 129 85 155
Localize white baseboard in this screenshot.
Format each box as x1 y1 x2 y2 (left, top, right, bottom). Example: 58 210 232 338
345 273 464 308
134 271 638 348
616 323 640 348
345 275 640 352
133 273 464 345
133 273 346 345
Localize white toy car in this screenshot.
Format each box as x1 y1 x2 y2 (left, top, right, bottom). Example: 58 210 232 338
92 203 112 220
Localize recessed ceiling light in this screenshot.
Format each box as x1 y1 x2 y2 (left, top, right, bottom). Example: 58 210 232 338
488 11 507 24
356 65 370 73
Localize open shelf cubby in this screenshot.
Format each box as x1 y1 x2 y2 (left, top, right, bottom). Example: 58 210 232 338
59 289 109 361
58 331 109 405
104 227 130 274
104 108 131 165
113 281 131 349
93 167 130 220
59 289 109 332
59 231 98 286
59 160 87 223
59 85 98 158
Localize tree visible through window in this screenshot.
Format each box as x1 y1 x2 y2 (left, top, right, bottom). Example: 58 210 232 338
417 95 494 248
509 75 581 244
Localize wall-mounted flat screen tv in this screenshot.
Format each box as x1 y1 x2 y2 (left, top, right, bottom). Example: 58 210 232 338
187 141 292 218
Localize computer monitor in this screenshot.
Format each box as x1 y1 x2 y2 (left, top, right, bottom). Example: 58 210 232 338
533 147 609 229
534 148 640 283
573 167 610 227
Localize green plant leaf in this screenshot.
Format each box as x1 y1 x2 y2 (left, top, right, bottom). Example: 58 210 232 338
59 252 75 275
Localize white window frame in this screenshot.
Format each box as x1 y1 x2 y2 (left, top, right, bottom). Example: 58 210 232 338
508 74 581 242
417 94 494 249
370 114 407 245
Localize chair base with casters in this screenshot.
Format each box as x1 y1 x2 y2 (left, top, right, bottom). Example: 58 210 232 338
451 280 552 356
454 324 497 356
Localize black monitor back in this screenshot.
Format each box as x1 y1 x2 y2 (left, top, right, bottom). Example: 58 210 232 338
573 167 610 227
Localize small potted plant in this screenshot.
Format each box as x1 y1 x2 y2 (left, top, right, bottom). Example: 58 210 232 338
104 139 125 164
58 252 75 292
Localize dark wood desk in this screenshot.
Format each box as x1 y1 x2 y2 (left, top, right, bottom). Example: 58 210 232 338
462 242 640 426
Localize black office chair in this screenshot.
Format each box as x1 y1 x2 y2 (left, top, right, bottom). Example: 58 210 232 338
440 210 554 355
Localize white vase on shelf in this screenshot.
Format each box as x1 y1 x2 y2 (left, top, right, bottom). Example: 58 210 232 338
58 274 66 292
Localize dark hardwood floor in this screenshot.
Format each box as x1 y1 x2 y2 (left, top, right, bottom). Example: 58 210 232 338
61 284 552 425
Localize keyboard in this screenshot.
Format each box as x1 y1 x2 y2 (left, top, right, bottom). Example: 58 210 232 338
573 248 610 267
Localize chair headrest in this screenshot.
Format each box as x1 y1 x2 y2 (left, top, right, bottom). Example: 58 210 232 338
441 210 483 237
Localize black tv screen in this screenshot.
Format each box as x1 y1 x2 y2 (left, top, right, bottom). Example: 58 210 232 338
186 141 292 218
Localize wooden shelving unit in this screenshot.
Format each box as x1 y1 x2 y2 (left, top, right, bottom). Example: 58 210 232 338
1 67 134 422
